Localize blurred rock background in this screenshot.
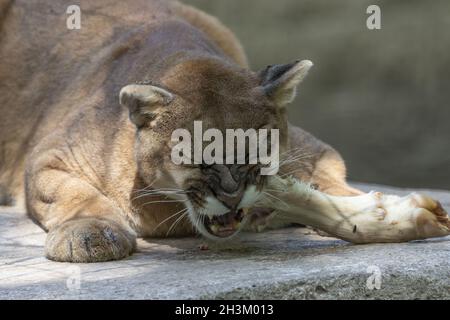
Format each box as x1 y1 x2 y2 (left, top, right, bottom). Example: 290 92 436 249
184 0 450 190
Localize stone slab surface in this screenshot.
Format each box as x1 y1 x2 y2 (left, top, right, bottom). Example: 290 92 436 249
0 183 449 299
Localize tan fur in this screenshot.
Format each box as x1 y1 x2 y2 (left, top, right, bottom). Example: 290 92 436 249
1 0 422 262
172 3 249 68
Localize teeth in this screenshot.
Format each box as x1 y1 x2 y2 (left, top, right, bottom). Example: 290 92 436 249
241 208 249 215
210 224 219 234
207 213 214 220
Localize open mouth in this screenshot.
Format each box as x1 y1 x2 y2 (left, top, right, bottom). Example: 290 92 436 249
203 208 249 238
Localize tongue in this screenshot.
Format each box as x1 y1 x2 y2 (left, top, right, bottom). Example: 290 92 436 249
212 224 236 237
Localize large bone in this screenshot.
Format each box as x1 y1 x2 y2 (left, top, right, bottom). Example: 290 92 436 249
256 176 450 243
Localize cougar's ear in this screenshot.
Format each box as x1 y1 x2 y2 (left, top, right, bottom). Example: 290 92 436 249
259 60 313 107
119 84 174 127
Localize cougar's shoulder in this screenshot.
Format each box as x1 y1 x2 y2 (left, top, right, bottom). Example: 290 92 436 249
171 1 248 67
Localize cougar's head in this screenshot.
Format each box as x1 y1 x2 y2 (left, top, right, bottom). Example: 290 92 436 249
120 58 312 239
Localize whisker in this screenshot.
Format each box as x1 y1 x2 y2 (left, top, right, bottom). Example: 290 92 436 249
279 153 315 166
263 191 290 209
131 177 158 194
139 188 189 194
131 189 190 202
140 199 188 207
264 188 285 193
152 207 188 233
194 211 203 234
280 153 314 163
279 146 307 156
280 167 313 178
166 211 188 236
279 148 311 161
132 191 186 200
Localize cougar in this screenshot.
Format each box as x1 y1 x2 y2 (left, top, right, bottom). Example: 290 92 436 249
0 0 448 262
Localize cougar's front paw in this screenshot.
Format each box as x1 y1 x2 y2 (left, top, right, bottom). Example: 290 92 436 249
45 218 136 262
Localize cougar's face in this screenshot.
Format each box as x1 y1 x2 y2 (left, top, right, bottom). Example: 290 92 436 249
161 86 282 240
120 59 312 239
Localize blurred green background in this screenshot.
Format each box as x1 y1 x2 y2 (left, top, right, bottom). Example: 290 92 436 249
184 0 450 189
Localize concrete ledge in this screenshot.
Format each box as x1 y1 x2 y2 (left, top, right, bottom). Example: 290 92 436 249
0 183 449 299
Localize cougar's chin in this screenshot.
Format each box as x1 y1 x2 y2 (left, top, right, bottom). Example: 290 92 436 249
186 203 251 239
186 187 262 239
201 208 250 238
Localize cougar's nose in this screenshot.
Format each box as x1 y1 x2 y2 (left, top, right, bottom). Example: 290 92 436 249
207 164 245 210
213 165 239 193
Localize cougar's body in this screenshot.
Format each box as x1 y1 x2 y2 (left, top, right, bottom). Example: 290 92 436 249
0 0 359 262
